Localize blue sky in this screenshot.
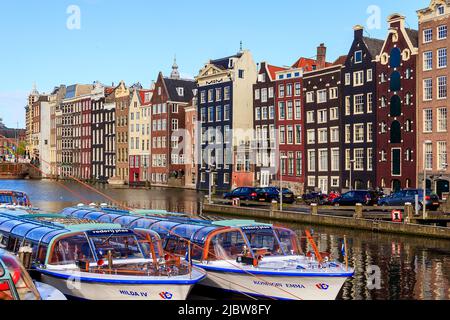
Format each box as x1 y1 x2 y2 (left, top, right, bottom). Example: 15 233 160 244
0 0 428 128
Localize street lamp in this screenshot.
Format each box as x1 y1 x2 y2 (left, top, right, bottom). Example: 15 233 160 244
279 155 288 211
349 159 356 191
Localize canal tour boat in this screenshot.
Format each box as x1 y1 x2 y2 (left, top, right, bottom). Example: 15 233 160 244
0 249 66 300
60 205 355 300
0 190 32 207
0 210 206 300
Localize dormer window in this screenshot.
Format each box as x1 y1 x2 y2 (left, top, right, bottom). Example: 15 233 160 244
228 59 234 68
437 5 445 15
177 87 184 96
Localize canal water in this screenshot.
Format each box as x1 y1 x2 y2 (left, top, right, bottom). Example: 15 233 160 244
1 180 449 300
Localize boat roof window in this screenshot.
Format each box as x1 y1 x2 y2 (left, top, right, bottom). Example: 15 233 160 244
0 220 27 234
49 234 94 265
24 227 58 243
88 231 147 261
192 226 220 244
129 217 159 229
170 224 206 240
40 230 67 245
83 211 109 221
149 221 182 237
10 223 42 239
97 214 122 224
113 215 142 227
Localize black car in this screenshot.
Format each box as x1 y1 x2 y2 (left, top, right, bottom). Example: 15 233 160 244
223 187 258 201
332 190 379 206
378 189 440 211
255 187 296 204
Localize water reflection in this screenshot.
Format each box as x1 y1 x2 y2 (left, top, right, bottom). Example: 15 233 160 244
0 180 449 300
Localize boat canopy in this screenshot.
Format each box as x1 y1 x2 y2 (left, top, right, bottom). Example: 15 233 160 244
0 211 123 247
60 206 278 246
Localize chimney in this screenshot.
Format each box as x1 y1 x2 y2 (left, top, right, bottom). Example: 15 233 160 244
353 25 364 39
317 43 327 69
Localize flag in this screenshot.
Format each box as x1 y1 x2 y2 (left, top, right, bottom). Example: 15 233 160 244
341 241 346 257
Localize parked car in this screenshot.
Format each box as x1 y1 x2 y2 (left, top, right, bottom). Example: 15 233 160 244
255 187 296 204
302 191 328 205
378 189 440 211
332 190 380 206
223 187 258 201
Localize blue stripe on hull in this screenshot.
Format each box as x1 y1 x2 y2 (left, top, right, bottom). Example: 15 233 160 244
38 268 206 285
195 264 354 277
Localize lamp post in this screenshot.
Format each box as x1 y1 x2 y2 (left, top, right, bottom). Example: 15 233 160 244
206 164 216 204
423 141 432 218
279 155 288 211
349 159 356 191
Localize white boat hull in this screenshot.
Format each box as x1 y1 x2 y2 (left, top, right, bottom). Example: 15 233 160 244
34 281 67 300
37 267 206 300
201 270 348 300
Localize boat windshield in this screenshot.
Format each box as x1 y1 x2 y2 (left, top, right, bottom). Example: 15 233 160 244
90 234 147 261
274 227 301 255
0 252 40 300
207 230 248 261
242 227 284 256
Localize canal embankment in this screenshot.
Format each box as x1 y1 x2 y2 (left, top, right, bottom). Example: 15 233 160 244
202 201 450 240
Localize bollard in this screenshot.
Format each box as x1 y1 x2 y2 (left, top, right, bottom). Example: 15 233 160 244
354 203 363 219
271 200 278 212
310 203 318 216
404 202 413 224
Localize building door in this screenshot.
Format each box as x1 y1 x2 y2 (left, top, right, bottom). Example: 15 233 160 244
392 179 401 193
260 170 270 188
436 179 450 199
318 177 328 194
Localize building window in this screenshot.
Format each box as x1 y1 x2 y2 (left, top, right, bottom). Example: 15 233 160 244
279 102 286 120
405 93 412 106
306 92 314 103
279 84 285 98
318 149 328 172
425 142 433 170
390 48 401 68
354 50 363 63
254 89 260 100
329 87 338 99
437 5 445 15
390 121 402 144
286 84 293 97
279 126 286 144
424 79 433 101
438 25 447 40
354 94 364 114
318 109 327 124
367 93 373 113
308 176 316 187
330 107 338 120
345 149 351 170
438 141 448 170
354 124 364 143
438 48 447 68
307 129 315 144
367 69 373 82
390 71 401 91
224 86 231 100
306 111 315 123
224 105 230 121
367 123 373 142
345 125 351 143
287 101 293 120
295 83 301 96
330 127 339 143
287 126 294 144
255 107 261 121
262 106 268 120
424 51 433 71
317 89 327 103
438 108 448 132
424 29 433 43
438 76 447 99
345 96 351 115
331 148 339 171
296 152 302 176
367 148 373 171
295 100 301 119
295 125 302 145
345 73 351 85
208 89 214 102
261 88 268 102
424 109 433 133
390 95 402 117
238 70 245 79
269 106 275 119
354 149 364 171
353 71 364 86
318 128 328 144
